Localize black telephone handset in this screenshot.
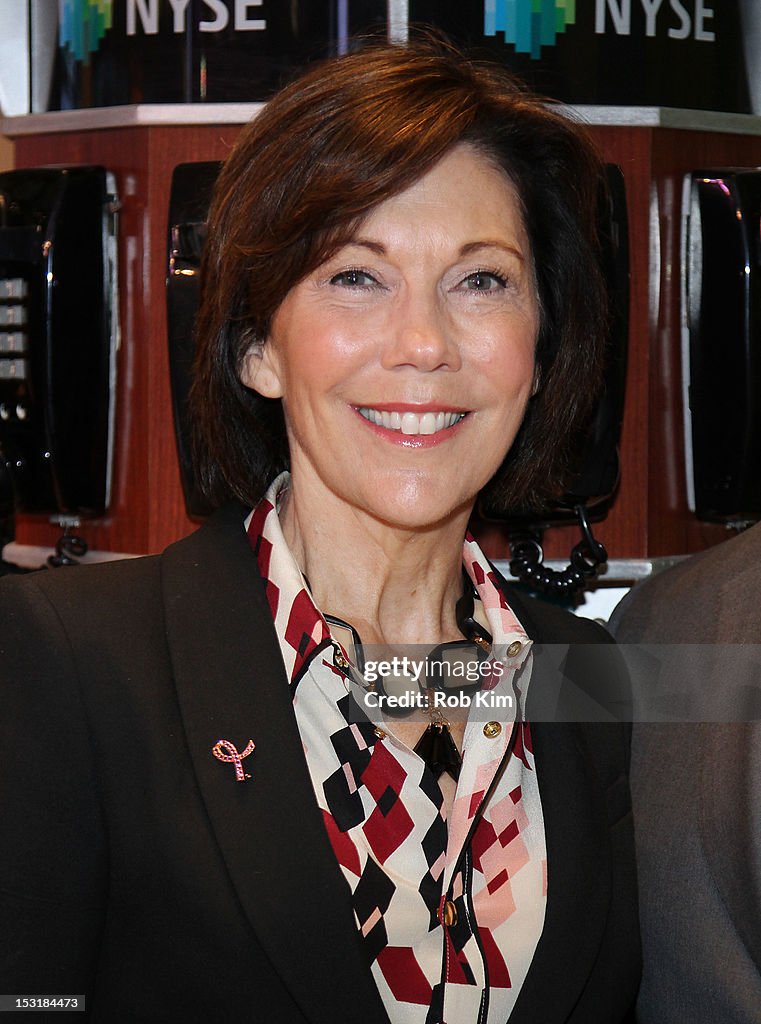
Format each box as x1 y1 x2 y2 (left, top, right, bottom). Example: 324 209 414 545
480 164 630 598
682 169 761 523
166 162 221 519
0 166 119 521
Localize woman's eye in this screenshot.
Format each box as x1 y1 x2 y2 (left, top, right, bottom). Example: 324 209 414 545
461 271 507 292
329 269 378 288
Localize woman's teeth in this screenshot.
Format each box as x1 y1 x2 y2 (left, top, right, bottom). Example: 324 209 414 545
357 408 466 435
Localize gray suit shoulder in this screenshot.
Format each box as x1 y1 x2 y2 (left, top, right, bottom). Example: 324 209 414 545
610 521 761 643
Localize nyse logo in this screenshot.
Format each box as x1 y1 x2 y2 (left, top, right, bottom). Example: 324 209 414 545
595 0 715 40
127 0 266 34
483 0 576 59
60 0 113 62
484 0 715 58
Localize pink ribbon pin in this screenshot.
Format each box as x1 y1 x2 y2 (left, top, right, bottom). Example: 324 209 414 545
212 738 256 782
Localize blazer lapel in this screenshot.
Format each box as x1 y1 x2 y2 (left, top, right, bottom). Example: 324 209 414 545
508 718 613 1024
161 504 389 1024
499 588 615 1024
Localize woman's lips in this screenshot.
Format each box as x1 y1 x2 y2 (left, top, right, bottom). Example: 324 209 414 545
353 405 469 447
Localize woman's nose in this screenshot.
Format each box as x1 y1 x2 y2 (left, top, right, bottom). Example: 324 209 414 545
380 292 462 372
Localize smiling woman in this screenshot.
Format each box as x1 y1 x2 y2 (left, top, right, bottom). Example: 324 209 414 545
194 44 607 519
0 38 639 1024
241 146 538 534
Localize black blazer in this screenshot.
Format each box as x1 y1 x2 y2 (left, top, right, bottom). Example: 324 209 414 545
0 505 639 1023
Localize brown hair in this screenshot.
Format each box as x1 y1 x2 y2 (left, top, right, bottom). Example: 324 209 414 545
191 39 607 513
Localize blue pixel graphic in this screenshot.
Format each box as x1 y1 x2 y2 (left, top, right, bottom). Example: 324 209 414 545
59 0 113 64
484 0 576 59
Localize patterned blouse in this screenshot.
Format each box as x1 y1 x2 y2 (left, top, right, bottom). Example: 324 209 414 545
247 474 547 1024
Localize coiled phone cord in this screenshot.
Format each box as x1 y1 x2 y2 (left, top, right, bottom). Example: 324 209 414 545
508 504 608 599
47 528 89 568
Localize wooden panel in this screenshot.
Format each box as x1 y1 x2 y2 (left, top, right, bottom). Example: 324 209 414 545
477 123 761 566
12 123 243 555
647 128 761 556
542 124 655 561
144 126 243 551
0 134 14 171
476 124 655 562
10 117 761 565
13 127 154 554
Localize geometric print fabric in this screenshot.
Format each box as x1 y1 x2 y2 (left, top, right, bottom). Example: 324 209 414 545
247 474 547 1024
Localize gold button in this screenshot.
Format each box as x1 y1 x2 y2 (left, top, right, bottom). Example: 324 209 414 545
507 640 523 657
483 721 502 739
334 651 350 669
442 900 458 927
374 727 386 740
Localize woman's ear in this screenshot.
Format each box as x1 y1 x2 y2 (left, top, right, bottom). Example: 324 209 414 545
531 364 542 398
239 340 283 399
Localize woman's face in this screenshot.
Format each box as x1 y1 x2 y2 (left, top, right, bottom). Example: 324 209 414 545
241 143 539 531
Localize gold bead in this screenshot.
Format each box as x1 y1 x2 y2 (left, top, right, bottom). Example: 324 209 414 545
374 727 386 740
483 721 502 739
442 900 458 927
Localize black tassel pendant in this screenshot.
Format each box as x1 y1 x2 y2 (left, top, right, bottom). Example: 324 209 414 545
414 722 462 782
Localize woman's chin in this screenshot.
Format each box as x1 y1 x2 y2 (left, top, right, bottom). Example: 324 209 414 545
288 463 484 535
355 483 476 534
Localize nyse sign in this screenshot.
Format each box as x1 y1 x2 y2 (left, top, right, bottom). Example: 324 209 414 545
126 0 266 35
595 0 715 40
